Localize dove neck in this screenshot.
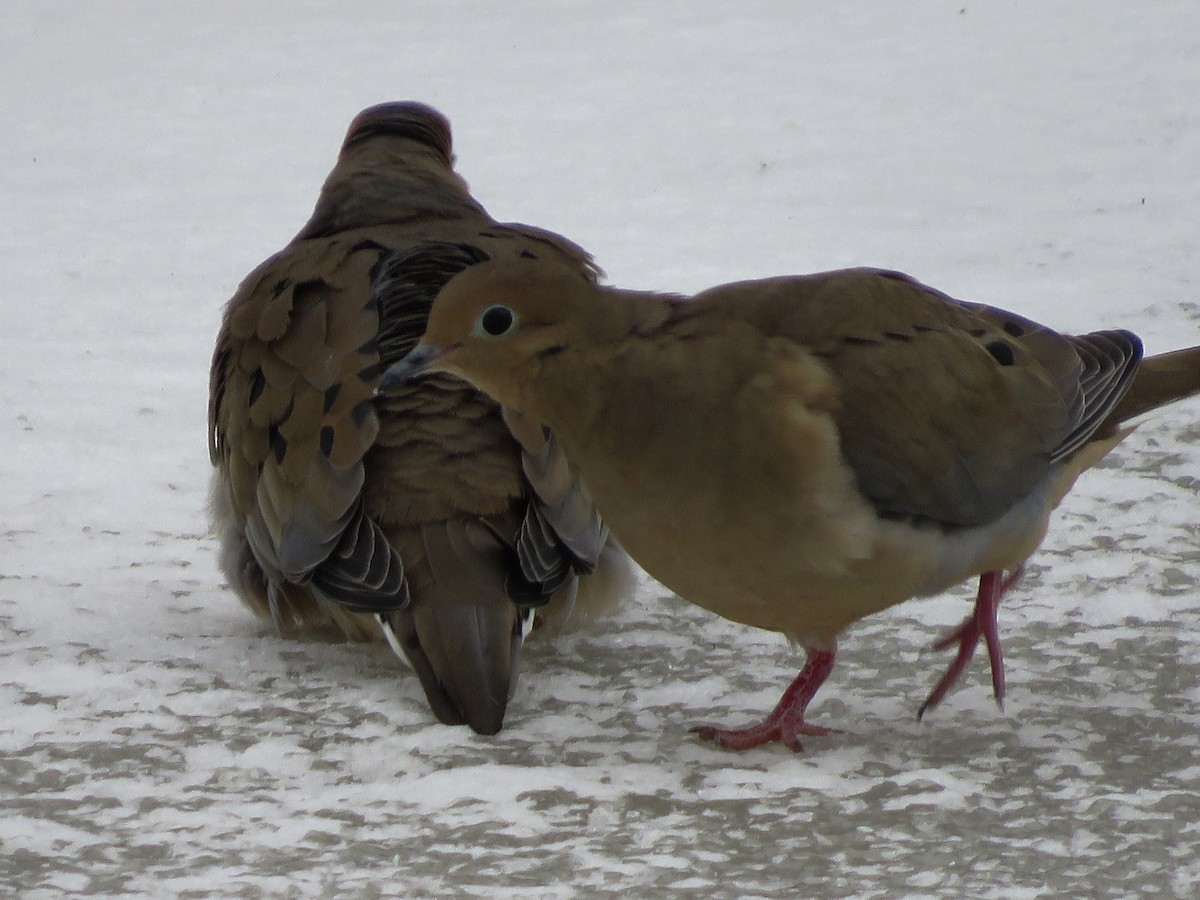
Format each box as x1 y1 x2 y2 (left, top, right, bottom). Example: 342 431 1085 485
513 286 686 443
296 143 487 240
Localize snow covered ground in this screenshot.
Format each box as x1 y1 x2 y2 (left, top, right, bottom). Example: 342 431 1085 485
3 2 1199 896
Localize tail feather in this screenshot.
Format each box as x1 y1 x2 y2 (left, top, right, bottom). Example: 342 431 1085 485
1109 345 1200 425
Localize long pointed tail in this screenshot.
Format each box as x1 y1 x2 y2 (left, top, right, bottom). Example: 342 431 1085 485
1109 345 1200 425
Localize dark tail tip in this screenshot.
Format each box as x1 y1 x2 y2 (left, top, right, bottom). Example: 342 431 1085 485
384 598 521 736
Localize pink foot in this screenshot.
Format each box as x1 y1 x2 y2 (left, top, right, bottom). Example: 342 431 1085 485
692 647 837 752
918 566 1024 719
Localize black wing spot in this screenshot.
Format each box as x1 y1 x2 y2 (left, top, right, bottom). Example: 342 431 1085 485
322 382 342 414
1003 321 1025 337
351 400 375 427
268 423 287 464
248 368 267 407
292 279 328 306
884 331 913 342
987 340 1016 366
843 336 879 346
319 425 335 457
519 249 538 260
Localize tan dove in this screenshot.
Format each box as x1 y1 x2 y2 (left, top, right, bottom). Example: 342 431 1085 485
208 102 633 735
379 256 1200 750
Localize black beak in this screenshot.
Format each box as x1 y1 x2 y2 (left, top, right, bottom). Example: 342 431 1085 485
377 343 446 394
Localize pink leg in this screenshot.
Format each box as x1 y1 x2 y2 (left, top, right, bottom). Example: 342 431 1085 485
918 566 1024 719
692 646 837 752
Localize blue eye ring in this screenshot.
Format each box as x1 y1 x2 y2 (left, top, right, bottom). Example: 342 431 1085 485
479 304 517 336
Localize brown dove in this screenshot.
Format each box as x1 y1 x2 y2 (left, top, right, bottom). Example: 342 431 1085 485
379 256 1200 750
208 102 633 735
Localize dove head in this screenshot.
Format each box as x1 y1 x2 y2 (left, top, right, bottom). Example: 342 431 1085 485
378 257 607 410
341 101 454 167
298 101 482 240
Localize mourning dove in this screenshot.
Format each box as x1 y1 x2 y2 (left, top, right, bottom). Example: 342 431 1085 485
208 102 633 735
379 257 1200 750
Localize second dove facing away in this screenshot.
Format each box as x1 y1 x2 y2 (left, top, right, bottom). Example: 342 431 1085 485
208 102 633 736
381 258 1200 751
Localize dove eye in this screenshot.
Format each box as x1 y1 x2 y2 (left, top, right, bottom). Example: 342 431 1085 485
478 304 517 337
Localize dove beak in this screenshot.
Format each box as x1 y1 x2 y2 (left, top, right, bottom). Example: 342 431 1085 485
377 343 454 394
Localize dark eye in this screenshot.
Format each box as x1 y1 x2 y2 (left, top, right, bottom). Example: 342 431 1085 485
479 304 516 336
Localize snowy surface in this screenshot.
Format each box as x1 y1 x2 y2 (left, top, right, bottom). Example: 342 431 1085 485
3 2 1199 897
